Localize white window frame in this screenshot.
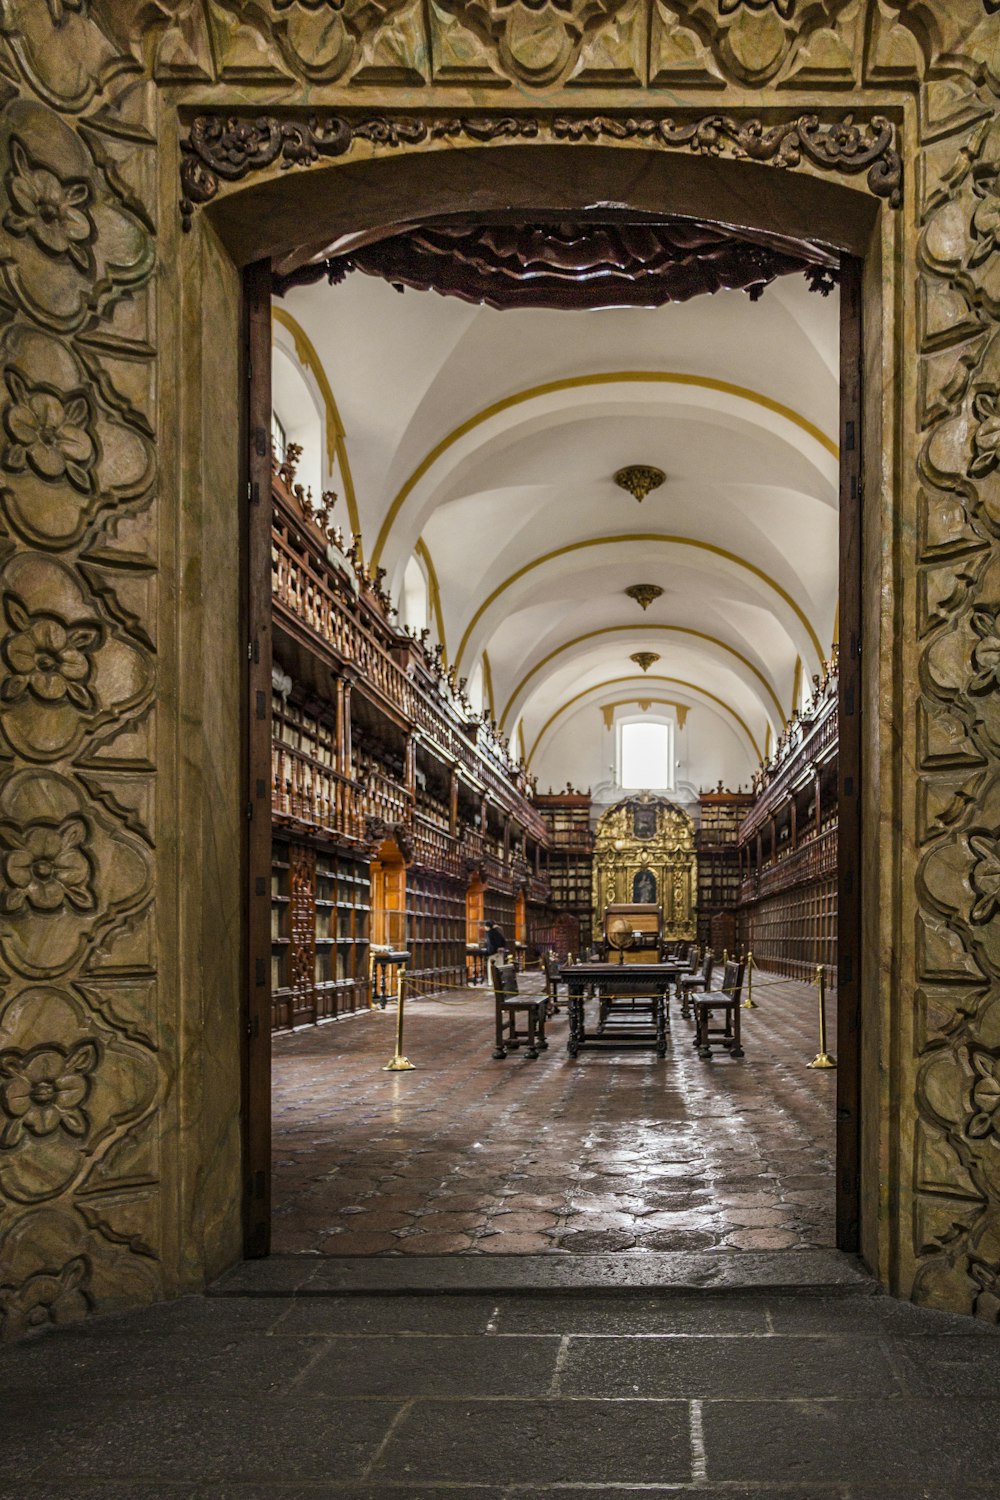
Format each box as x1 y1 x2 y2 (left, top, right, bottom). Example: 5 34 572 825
617 714 675 792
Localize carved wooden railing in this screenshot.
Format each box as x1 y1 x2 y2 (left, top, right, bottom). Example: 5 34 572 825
738 824 838 903
740 692 838 843
272 476 548 847
272 739 366 842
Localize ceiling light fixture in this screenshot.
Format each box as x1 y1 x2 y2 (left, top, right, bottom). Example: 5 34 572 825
630 651 660 673
614 465 665 502
624 584 664 611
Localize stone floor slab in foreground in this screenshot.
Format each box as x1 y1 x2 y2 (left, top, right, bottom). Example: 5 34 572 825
2 1286 999 1498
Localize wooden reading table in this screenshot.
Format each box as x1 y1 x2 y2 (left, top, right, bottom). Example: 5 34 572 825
558 961 683 1059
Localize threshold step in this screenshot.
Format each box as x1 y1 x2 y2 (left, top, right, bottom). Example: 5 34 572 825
209 1248 875 1298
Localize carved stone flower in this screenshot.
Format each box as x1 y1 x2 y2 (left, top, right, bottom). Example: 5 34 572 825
2 368 96 493
970 608 1000 696
0 1257 89 1338
4 138 93 272
969 1052 1000 1140
0 817 95 915
0 1040 97 1147
2 596 102 710
969 833 1000 925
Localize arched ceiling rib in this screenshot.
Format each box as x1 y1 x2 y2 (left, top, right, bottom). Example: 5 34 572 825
453 535 825 675
527 675 762 767
375 374 837 581
500 624 785 732
280 268 839 792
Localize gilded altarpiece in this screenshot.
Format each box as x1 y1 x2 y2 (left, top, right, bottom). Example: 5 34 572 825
0 1 998 1333
591 795 696 943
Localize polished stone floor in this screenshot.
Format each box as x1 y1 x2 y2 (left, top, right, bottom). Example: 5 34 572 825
272 969 837 1256
3 1282 1000 1498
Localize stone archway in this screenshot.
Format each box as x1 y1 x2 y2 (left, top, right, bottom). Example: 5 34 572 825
1 3 998 1333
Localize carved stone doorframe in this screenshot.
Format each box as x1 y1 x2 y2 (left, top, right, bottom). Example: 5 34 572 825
1 3 998 1336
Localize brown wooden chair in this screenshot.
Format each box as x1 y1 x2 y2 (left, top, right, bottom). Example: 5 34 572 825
491 963 548 1060
693 959 746 1060
543 951 563 1015
678 950 713 1019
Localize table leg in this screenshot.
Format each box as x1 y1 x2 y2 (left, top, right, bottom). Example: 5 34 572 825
525 1005 538 1061
568 990 581 1057
656 992 667 1058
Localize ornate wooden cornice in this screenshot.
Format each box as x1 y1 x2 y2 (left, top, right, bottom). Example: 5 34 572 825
284 217 840 309
179 111 902 231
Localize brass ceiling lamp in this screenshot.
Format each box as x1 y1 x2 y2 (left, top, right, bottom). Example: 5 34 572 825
624 584 664 611
614 465 665 502
630 651 660 673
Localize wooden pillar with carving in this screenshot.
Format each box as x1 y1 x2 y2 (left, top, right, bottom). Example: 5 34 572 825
342 675 354 781
404 732 416 800
449 769 459 837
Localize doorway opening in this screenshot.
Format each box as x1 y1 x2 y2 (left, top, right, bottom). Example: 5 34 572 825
243 155 866 1268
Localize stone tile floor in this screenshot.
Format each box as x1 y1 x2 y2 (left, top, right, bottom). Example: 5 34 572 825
272 970 837 1256
2 1285 1000 1497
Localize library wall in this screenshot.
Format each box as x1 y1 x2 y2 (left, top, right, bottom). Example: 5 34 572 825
736 662 839 980
269 451 550 1027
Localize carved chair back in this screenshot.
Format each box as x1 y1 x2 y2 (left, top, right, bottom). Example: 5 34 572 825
491 963 519 1002
720 959 745 1003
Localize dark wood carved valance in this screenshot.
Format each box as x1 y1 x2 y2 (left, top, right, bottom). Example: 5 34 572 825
179 111 902 232
275 217 840 308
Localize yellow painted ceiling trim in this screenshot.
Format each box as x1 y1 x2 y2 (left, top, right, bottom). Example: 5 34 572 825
499 624 784 731
791 654 803 719
602 699 690 730
457 535 823 674
272 306 362 548
527 675 761 767
371 370 838 569
482 650 496 719
414 538 448 663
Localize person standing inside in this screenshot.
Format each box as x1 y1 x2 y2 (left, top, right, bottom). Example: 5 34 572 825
484 920 507 977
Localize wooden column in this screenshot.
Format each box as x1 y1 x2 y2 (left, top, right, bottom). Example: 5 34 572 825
789 794 797 850
449 770 459 837
404 733 416 800
335 678 346 775
342 675 354 781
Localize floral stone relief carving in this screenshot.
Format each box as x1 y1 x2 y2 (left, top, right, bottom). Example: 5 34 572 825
0 322 155 549
0 1204 160 1340
204 0 426 84
0 551 154 762
0 983 158 1205
0 768 152 980
651 0 857 87
911 83 1000 1316
431 0 637 88
0 100 153 335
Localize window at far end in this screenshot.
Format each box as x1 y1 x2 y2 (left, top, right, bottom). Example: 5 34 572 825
619 719 673 791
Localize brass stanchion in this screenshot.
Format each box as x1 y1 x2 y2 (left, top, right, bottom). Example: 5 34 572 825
382 967 416 1072
742 950 757 1009
808 963 836 1069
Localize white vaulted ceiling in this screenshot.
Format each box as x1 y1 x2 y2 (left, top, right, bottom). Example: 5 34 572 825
277 264 839 794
